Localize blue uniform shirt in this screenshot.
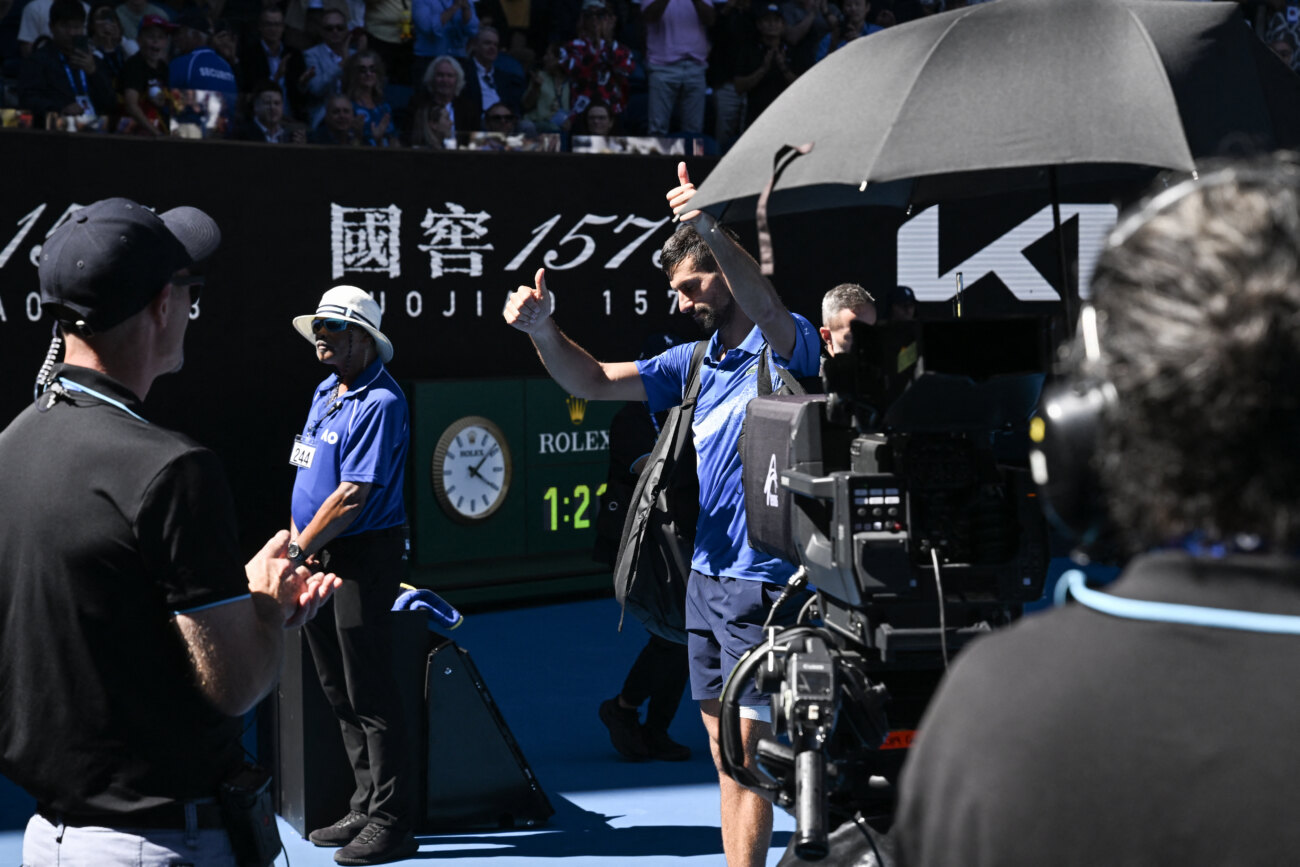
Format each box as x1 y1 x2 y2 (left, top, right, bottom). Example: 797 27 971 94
637 312 820 583
291 358 409 537
169 47 238 97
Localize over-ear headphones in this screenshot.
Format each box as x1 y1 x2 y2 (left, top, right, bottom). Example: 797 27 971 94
1028 305 1116 558
1026 166 1256 560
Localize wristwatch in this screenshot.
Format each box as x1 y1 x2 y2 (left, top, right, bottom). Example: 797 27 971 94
287 541 306 564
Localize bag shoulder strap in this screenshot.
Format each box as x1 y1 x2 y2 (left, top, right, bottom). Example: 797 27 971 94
681 339 710 413
756 342 806 397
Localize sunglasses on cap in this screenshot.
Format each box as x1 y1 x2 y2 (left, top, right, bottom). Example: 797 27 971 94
311 318 351 334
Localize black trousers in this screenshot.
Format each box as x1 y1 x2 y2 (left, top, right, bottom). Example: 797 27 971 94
303 527 415 829
620 633 689 733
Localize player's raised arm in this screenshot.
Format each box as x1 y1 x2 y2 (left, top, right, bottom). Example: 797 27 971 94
503 267 647 401
667 162 798 358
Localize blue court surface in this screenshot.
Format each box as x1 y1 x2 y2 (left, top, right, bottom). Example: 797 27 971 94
0 595 797 866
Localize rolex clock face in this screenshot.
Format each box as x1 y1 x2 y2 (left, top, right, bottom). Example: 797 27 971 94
432 415 513 523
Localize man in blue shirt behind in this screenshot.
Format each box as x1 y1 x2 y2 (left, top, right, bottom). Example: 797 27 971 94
169 9 237 102
288 285 416 867
504 163 820 867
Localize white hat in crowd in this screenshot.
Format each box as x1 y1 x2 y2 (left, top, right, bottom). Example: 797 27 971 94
293 285 394 364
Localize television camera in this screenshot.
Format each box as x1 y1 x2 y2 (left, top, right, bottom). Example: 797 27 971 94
721 317 1053 861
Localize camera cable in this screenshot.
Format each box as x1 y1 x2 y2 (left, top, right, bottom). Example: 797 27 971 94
718 624 822 794
763 566 809 630
851 812 887 867
930 548 949 669
33 324 64 402
796 592 819 625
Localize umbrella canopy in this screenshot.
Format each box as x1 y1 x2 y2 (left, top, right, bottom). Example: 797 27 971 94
692 0 1300 220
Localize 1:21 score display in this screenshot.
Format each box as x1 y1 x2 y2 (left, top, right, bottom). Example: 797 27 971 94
542 482 608 531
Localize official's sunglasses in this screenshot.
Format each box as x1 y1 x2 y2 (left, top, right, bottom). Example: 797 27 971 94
311 318 350 334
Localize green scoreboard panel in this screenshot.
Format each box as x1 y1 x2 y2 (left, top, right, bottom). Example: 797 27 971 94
407 378 620 603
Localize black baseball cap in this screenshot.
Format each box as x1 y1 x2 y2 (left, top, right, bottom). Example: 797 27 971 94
39 197 221 334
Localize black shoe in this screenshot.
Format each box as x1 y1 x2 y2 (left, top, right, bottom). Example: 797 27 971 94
333 822 418 866
309 810 370 847
599 696 649 761
643 726 691 762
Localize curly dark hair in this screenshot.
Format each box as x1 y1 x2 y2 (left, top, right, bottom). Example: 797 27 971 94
1083 153 1300 552
659 222 741 279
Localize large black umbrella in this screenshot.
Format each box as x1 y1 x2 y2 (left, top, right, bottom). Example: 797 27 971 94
692 0 1300 303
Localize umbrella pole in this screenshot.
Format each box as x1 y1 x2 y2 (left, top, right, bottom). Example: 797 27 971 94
1050 167 1075 337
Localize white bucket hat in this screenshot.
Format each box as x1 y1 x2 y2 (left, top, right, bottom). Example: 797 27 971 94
292 285 394 364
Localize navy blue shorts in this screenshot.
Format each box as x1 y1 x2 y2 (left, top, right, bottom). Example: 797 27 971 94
685 570 807 707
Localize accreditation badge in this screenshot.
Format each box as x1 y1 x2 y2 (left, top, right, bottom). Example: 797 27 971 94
290 435 316 469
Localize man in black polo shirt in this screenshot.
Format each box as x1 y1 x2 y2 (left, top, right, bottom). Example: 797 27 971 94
0 197 340 867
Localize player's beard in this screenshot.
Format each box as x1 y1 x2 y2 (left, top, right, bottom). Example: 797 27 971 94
692 295 733 335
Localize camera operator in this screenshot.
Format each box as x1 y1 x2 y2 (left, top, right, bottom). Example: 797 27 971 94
818 282 876 357
505 162 821 867
894 154 1300 865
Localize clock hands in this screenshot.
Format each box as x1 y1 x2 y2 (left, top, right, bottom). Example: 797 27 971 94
466 441 503 492
467 462 501 492
469 443 498 477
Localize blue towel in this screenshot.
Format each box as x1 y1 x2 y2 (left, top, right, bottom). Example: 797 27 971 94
392 587 463 630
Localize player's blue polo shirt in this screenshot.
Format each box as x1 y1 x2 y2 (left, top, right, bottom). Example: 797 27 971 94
291 358 409 536
637 312 820 584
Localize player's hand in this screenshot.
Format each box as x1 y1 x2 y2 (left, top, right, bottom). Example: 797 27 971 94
667 161 707 225
503 267 555 333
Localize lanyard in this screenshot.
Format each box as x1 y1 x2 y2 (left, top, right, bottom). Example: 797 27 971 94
307 395 346 438
1058 569 1300 636
55 377 148 424
62 60 88 95
307 376 375 437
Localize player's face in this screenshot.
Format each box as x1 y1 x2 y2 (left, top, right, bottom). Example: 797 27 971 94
671 263 732 334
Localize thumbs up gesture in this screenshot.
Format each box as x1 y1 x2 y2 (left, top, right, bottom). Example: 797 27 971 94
666 161 703 224
503 267 556 333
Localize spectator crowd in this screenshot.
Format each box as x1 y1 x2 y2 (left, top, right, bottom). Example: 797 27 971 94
1 0 1295 150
